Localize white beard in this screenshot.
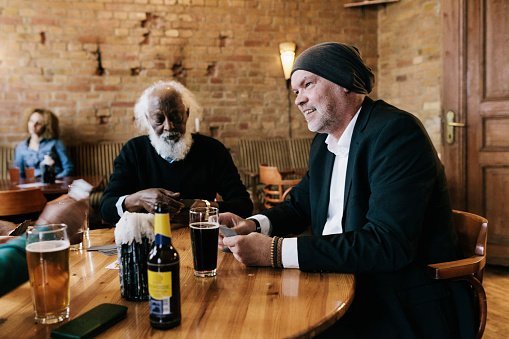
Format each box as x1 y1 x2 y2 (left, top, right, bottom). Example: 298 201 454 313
148 129 193 161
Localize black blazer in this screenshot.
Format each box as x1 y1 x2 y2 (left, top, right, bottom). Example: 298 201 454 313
262 97 474 338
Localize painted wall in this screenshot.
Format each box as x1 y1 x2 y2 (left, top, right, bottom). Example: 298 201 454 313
1 0 443 153
0 0 377 153
378 0 443 153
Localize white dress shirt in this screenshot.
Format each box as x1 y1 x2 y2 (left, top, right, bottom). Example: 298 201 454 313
252 109 360 268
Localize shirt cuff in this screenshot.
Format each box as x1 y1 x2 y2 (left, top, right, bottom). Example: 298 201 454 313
281 238 299 268
248 215 271 235
115 195 128 217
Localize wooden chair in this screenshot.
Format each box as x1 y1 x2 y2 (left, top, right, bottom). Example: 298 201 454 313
0 188 47 219
427 210 488 339
258 164 301 210
235 138 312 211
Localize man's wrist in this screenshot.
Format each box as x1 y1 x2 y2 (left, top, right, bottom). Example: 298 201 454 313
251 218 261 233
116 195 129 217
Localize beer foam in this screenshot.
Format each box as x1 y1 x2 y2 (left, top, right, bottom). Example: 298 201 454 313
189 222 219 229
26 240 70 253
115 211 155 245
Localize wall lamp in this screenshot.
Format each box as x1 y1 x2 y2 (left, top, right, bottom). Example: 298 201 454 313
279 42 296 86
279 42 296 138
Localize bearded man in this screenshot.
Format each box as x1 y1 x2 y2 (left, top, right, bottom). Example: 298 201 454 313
100 81 253 225
218 43 475 338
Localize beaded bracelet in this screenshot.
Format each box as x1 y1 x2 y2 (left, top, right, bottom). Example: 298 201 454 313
276 237 283 268
271 236 279 268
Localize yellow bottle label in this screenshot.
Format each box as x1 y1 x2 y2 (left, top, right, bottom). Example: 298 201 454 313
154 213 171 237
148 270 172 300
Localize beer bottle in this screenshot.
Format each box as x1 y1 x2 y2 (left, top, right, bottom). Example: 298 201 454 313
147 203 181 329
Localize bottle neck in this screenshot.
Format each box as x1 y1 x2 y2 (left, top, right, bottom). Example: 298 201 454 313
154 213 171 246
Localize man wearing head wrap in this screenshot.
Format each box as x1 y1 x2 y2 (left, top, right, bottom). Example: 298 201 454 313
219 42 474 338
100 80 252 225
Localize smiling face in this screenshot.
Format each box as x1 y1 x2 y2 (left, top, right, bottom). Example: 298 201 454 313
27 112 46 137
291 70 361 139
146 88 189 143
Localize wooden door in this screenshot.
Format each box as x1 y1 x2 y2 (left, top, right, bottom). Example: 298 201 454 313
443 0 509 265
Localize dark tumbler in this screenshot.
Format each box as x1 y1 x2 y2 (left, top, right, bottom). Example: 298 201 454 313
118 237 151 301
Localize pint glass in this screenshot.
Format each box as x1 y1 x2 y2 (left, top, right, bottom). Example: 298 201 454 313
26 224 70 324
7 161 19 183
189 207 219 277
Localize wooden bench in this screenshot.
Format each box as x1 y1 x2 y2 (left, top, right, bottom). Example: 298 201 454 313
235 137 312 209
0 146 15 180
288 137 313 170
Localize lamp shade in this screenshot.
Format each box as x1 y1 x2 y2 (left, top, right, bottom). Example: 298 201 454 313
279 42 296 80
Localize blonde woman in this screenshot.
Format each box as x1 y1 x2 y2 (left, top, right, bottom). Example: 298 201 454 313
14 108 73 179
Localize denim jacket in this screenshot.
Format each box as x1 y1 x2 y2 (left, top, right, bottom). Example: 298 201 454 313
14 138 74 178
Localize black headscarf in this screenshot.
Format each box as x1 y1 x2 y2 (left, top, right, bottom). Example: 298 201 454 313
291 42 374 94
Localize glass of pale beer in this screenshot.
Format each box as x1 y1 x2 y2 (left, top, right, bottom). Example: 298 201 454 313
26 224 70 324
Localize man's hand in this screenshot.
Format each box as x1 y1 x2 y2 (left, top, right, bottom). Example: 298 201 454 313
37 194 88 243
218 212 258 250
218 212 256 235
222 233 272 267
0 236 16 244
125 188 184 216
190 199 219 209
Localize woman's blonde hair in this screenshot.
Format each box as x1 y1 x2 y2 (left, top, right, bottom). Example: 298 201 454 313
24 108 60 139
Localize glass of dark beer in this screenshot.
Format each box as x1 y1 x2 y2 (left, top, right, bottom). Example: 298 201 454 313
26 224 70 324
189 206 219 277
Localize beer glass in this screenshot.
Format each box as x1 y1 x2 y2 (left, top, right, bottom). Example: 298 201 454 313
26 224 70 324
24 166 35 182
189 207 219 277
7 162 20 183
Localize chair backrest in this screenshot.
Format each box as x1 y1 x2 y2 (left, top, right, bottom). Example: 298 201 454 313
428 210 488 339
259 164 284 184
259 164 300 209
0 188 47 217
452 209 488 269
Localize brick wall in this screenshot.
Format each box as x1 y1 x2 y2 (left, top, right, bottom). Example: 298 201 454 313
377 0 443 154
0 0 378 153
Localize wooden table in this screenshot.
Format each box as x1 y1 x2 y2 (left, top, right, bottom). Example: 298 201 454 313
0 176 103 197
0 228 355 338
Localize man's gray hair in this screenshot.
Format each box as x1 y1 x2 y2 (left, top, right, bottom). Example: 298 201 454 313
134 80 202 133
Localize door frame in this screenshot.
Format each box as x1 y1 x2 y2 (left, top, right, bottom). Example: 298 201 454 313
442 0 467 210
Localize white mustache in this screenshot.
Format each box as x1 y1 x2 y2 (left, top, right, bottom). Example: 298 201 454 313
161 131 181 142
